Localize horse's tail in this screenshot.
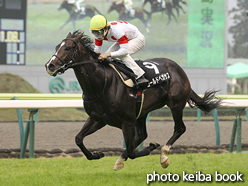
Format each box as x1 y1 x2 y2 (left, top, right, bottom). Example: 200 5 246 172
187 89 222 114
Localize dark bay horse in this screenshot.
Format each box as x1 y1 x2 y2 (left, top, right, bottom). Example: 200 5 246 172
108 2 151 33
58 0 102 30
142 0 178 25
45 30 222 170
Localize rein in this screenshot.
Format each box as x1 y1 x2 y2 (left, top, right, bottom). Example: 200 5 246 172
65 59 99 69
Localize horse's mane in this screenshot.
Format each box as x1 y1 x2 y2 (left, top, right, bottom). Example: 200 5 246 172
71 30 100 59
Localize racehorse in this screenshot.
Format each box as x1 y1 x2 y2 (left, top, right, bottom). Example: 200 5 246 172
108 2 151 33
58 0 102 30
142 0 178 25
172 0 187 16
45 30 222 170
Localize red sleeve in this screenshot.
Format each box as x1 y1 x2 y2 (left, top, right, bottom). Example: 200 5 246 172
95 39 103 46
118 35 128 45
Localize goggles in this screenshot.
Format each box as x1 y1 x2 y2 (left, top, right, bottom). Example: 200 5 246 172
91 29 104 36
90 29 105 39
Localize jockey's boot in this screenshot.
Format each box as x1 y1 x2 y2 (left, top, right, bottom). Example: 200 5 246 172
130 9 135 17
80 7 86 15
136 76 149 87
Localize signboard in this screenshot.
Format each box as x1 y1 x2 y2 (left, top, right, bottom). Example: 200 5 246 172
187 0 225 68
0 0 27 65
50 77 81 93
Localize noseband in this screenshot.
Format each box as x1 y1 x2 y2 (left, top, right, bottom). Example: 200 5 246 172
52 38 79 75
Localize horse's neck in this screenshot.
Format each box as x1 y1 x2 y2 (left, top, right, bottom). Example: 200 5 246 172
73 62 106 99
65 4 74 13
116 5 125 13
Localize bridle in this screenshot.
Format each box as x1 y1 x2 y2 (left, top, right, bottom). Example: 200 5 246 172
51 38 80 76
51 37 106 103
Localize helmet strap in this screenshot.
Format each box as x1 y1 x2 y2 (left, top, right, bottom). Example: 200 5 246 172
103 27 108 37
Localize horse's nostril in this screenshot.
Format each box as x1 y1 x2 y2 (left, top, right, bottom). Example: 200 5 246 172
48 64 55 71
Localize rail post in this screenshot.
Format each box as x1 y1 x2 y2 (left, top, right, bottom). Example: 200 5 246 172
197 109 201 121
20 109 39 158
246 109 248 121
229 108 244 153
229 118 237 152
11 97 24 148
212 109 220 146
236 117 242 152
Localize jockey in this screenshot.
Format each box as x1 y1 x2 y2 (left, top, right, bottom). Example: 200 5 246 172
68 0 85 14
157 0 166 8
124 0 135 17
89 15 149 87
117 0 135 17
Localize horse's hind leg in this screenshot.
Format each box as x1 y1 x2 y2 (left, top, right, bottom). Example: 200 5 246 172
160 105 186 168
115 117 147 170
114 116 160 170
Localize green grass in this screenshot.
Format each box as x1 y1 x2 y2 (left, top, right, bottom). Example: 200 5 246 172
26 1 188 66
0 153 246 186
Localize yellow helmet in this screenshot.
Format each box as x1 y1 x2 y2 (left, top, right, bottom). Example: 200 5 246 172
90 15 109 30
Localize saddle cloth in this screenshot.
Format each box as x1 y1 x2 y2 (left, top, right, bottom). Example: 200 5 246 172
109 59 171 88
109 59 171 119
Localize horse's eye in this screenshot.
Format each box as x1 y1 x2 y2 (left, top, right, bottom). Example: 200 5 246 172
65 47 71 51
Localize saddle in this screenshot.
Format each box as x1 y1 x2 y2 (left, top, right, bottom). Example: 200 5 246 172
108 59 171 119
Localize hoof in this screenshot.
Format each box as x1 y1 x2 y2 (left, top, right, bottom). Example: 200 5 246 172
161 158 170 169
92 151 105 159
149 142 160 151
114 163 124 171
150 142 160 148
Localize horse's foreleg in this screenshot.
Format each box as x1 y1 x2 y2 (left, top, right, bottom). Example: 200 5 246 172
60 19 71 30
165 9 171 25
139 18 150 34
160 105 186 168
72 20 76 32
171 11 178 24
174 7 180 17
75 117 106 160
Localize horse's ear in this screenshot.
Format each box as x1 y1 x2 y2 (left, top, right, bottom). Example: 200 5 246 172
75 33 84 42
66 32 72 39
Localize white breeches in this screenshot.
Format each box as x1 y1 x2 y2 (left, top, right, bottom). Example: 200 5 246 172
106 32 145 79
